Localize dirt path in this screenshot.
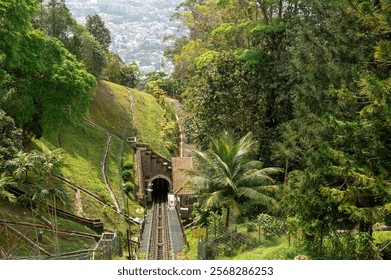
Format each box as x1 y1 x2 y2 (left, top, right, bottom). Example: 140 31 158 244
167 97 197 157
55 176 108 205
127 88 137 138
82 115 141 221
82 117 122 213
75 189 84 217
102 133 121 213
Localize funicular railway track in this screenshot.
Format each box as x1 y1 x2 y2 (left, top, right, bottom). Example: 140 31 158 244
148 200 172 260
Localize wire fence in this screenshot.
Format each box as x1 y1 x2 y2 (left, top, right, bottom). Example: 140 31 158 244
197 222 261 260
0 223 47 260
1 222 123 260
92 232 122 260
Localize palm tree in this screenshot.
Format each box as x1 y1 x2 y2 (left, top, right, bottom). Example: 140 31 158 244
6 151 34 183
0 173 16 203
32 148 66 256
6 151 44 206
7 148 66 256
187 131 281 228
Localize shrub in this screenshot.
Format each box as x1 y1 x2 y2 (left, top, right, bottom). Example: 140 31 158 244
122 160 133 170
355 232 375 260
247 222 257 233
124 182 134 193
121 169 133 182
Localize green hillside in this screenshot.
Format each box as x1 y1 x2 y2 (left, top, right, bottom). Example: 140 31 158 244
1 80 177 259
132 87 175 159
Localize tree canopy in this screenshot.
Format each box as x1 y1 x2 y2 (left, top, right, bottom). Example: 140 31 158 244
86 14 111 51
0 0 96 137
167 0 391 258
188 131 281 227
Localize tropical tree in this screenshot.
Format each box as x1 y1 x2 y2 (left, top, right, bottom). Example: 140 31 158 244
0 173 16 203
187 131 281 227
6 151 35 184
42 0 74 40
85 13 111 51
102 52 140 87
31 148 65 206
32 147 66 256
6 148 67 210
0 109 22 165
7 148 67 255
1 0 96 137
79 30 107 78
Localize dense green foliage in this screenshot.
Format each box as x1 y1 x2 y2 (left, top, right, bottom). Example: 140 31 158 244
168 0 391 259
187 131 281 227
1 0 390 260
0 1 177 259
0 0 96 137
103 52 140 88
34 0 107 78
0 109 22 163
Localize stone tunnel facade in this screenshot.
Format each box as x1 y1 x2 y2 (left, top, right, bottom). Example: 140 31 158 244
135 144 172 206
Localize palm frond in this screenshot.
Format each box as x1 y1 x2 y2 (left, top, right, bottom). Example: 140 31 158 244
203 191 224 209
236 187 277 208
0 174 17 203
190 175 212 193
211 152 232 178
216 175 237 191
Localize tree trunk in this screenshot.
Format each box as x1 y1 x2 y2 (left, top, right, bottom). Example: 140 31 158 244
258 1 270 25
359 221 373 236
284 158 289 183
225 207 230 228
279 0 283 18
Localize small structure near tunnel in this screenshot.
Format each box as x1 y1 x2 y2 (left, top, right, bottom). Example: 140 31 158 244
172 157 195 216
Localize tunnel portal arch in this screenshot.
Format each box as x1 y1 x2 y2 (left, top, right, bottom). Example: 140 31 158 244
146 175 172 203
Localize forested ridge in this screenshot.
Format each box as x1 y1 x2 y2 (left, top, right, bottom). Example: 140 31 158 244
163 0 391 259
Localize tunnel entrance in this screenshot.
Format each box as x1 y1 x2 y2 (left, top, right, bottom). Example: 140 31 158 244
151 177 170 203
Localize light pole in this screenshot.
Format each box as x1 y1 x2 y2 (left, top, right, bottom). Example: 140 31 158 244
146 182 153 205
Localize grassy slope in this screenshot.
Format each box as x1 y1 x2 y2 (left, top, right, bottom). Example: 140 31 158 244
34 80 139 220
0 200 96 257
1 80 176 258
183 230 391 260
87 81 132 138
230 238 299 260
36 123 112 205
182 228 300 260
132 88 172 159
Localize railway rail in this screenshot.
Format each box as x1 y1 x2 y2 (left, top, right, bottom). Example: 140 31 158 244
0 219 101 241
147 200 172 260
6 186 104 232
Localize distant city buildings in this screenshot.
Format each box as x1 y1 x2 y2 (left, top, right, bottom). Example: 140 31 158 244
64 0 186 74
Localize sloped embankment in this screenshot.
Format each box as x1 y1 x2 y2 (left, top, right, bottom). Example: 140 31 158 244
1 80 177 259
